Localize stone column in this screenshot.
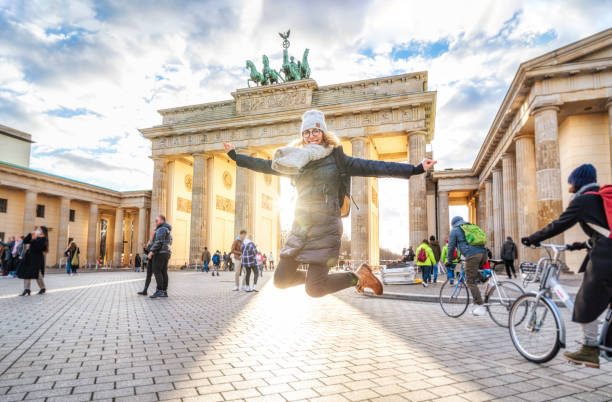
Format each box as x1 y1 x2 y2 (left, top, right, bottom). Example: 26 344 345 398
350 137 370 264
484 179 494 254
150 157 168 228
515 134 539 262
113 207 124 266
56 197 71 266
438 191 449 241
477 187 486 228
502 153 519 246
189 153 207 265
22 190 37 233
533 106 564 245
492 168 504 259
234 156 254 237
137 206 147 254
87 203 98 266
408 131 428 246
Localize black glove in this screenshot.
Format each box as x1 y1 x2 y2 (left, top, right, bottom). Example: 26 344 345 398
521 237 539 247
566 241 588 251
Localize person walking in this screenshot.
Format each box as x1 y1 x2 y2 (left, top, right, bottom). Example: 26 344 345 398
241 238 259 292
148 215 172 299
212 250 221 276
69 242 80 275
0 237 15 276
448 216 489 316
415 239 436 287
134 253 142 272
256 252 264 277
11 236 25 277
268 251 275 271
501 236 518 279
17 226 48 296
429 235 441 284
201 247 211 273
231 231 246 291
441 239 461 285
64 241 75 275
223 109 435 298
137 231 155 296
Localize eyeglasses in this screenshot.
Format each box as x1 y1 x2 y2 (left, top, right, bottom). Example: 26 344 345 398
302 129 323 138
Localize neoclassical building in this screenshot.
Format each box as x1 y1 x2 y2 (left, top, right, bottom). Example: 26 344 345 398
140 73 437 267
0 125 151 268
433 28 612 271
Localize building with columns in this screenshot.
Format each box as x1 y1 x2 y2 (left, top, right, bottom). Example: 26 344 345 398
0 132 151 268
140 73 437 267
433 28 612 272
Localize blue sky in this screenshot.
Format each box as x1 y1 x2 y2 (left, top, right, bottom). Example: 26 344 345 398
1 0 611 250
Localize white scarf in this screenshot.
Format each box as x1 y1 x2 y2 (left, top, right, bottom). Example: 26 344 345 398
271 144 333 175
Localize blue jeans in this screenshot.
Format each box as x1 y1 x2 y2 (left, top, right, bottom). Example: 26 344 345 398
202 261 209 272
447 263 457 283
66 257 71 274
422 265 432 283
432 263 438 283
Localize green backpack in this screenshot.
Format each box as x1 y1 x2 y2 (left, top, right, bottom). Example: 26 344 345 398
460 224 487 246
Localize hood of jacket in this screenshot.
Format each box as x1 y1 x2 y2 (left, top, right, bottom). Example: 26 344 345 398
157 222 172 231
452 218 468 228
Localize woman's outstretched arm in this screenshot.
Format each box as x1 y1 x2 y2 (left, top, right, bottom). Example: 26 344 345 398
343 148 436 178
223 142 282 176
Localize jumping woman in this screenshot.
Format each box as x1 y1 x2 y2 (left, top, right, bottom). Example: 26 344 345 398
223 109 436 297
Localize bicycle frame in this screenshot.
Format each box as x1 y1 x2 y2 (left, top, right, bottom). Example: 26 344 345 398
599 309 612 361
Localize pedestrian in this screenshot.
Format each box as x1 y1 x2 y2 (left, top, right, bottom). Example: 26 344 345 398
415 239 436 287
222 251 229 271
212 250 221 276
231 231 246 291
137 231 155 296
241 238 259 292
429 235 441 283
501 236 518 279
405 246 415 262
17 226 48 296
222 109 435 298
268 251 275 271
262 253 267 271
68 242 80 275
148 215 172 299
256 252 264 277
448 216 489 316
134 253 142 272
522 164 612 368
201 247 211 272
0 236 15 276
441 239 461 284
11 236 25 277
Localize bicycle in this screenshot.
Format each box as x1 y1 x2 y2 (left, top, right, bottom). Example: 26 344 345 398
439 258 525 327
508 243 612 364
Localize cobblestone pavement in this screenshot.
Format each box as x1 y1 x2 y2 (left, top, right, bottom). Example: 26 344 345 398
0 271 610 402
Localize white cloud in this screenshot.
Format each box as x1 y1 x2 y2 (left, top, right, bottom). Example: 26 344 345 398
1 0 611 251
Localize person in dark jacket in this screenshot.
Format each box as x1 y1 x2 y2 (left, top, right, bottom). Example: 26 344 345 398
134 253 142 272
522 164 612 369
0 237 15 276
429 235 441 283
17 226 48 296
147 215 172 299
501 236 518 279
222 109 436 298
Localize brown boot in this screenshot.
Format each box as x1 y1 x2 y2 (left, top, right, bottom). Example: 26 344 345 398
355 263 383 295
562 345 600 368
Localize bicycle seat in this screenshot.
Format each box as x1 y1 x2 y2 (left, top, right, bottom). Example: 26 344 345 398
489 259 504 265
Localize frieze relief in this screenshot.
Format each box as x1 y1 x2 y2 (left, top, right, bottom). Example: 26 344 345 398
152 105 425 150
238 90 310 113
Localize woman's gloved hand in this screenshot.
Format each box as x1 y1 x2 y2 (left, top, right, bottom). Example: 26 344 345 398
521 237 540 247
566 241 588 251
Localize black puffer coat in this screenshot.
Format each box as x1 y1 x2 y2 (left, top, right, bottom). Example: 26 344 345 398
229 146 424 267
527 185 612 323
17 233 47 280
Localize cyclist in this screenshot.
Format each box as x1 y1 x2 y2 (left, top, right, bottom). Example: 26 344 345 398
448 216 489 316
522 164 612 368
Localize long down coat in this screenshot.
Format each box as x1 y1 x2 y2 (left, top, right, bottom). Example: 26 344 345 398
17 233 47 280
527 185 612 323
229 146 424 267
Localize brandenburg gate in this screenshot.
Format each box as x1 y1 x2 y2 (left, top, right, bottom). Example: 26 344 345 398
140 73 436 267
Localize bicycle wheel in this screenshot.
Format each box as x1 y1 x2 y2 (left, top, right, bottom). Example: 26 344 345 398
439 278 470 317
486 281 525 327
508 293 561 363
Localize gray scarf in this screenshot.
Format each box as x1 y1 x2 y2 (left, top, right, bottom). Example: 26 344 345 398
271 144 333 175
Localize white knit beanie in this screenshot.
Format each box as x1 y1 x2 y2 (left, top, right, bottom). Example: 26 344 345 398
300 109 327 134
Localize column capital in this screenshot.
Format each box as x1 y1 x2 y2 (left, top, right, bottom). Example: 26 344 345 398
405 130 427 138
492 166 503 174
501 152 515 161
513 133 535 142
530 105 560 116
350 136 370 145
